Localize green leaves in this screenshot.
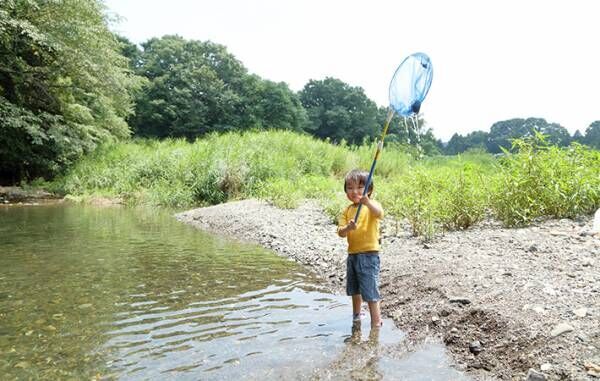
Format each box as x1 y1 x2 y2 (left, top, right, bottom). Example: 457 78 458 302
299 77 379 145
0 0 142 181
130 36 307 139
490 135 600 226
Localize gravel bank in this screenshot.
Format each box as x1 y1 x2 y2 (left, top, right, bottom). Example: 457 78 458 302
176 199 600 380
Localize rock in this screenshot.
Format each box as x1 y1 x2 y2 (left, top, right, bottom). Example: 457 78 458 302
174 200 599 381
540 363 552 371
542 286 556 296
449 297 471 305
532 306 545 314
469 340 483 355
584 361 600 377
550 323 574 337
526 368 547 381
573 308 588 317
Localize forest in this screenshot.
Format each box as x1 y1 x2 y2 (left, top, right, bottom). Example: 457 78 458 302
1 0 599 184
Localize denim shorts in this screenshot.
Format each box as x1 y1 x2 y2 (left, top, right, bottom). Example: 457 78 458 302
346 252 380 302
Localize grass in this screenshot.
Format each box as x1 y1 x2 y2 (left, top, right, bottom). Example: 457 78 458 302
51 130 600 239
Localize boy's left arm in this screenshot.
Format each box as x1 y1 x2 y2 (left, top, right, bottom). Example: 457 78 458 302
360 197 383 218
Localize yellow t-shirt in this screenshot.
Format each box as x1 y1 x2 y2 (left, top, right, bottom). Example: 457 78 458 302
338 201 383 254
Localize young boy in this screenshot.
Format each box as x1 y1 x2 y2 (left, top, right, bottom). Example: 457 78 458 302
337 169 384 329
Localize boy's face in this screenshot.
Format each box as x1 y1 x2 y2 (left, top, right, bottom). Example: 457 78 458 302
345 180 364 204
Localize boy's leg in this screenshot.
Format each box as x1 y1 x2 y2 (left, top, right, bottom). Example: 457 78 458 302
358 254 381 328
367 300 382 328
352 294 362 315
347 255 362 320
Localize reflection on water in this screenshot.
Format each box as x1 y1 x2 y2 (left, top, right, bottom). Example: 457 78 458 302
0 204 470 380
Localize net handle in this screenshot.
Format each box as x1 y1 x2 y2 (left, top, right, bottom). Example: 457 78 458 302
353 108 395 222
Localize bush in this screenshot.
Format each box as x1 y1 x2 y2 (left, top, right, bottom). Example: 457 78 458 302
490 134 600 226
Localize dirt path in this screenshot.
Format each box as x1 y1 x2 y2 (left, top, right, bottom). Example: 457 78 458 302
176 199 600 380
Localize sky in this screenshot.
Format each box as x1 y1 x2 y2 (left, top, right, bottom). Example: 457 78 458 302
103 0 600 141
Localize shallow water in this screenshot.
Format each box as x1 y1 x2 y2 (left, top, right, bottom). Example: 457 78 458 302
0 203 469 380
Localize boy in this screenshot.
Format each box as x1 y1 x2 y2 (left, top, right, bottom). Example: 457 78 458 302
337 169 384 329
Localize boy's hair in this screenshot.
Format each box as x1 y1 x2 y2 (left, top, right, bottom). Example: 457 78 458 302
344 169 373 197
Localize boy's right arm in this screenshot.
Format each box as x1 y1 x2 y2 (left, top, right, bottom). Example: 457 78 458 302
338 220 356 237
337 207 348 237
337 207 356 237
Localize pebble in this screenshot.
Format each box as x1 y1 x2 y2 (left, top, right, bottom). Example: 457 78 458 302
526 368 546 381
573 308 587 317
542 286 556 296
584 362 600 377
449 297 471 305
176 200 599 380
532 306 545 314
540 363 552 371
469 340 483 355
550 323 574 337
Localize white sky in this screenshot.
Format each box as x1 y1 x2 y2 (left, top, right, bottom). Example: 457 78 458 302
103 0 599 141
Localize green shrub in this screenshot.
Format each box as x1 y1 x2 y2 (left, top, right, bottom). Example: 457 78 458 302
438 164 487 230
491 134 600 226
53 130 599 240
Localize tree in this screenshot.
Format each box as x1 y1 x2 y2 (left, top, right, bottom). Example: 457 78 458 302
572 129 584 144
583 121 600 149
116 35 143 71
444 130 489 155
241 75 308 132
130 35 307 139
487 117 570 153
130 36 245 138
0 0 141 181
299 78 378 144
445 133 467 155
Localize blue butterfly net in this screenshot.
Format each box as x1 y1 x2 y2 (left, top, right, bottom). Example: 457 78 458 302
388 52 433 117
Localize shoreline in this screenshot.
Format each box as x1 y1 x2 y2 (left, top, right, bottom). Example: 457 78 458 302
176 199 600 381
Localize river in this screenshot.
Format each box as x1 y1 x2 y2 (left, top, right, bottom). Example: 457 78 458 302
0 202 469 380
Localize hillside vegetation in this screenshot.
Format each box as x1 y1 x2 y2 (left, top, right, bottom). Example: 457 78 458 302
53 130 600 239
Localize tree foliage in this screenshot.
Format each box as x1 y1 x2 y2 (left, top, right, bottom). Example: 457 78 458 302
0 0 141 182
445 130 489 155
583 121 600 149
299 77 379 145
486 118 571 153
129 35 307 139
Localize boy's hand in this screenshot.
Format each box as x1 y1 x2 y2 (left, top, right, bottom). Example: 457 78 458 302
361 196 383 218
346 220 357 231
338 220 357 237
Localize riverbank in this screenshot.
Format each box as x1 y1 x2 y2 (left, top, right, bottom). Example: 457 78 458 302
0 186 58 204
176 199 600 380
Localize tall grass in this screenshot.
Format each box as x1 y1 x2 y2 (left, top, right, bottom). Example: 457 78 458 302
490 135 600 226
53 130 599 238
54 130 352 208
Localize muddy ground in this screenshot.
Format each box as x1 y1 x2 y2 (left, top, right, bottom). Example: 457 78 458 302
176 199 599 381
